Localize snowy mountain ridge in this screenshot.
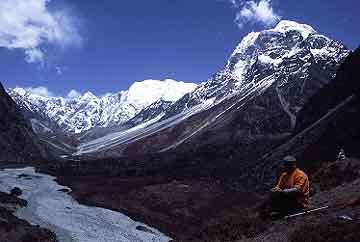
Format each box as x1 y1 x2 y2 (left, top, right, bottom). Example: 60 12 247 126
161 20 349 121
8 79 197 134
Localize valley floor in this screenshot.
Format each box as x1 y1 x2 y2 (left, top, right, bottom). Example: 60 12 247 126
43 157 360 242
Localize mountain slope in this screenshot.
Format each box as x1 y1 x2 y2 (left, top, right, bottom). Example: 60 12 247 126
8 79 197 134
0 82 44 162
163 20 348 121
75 20 350 158
126 98 173 127
77 98 174 143
262 47 360 173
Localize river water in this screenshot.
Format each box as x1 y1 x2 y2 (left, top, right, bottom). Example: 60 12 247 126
0 167 171 242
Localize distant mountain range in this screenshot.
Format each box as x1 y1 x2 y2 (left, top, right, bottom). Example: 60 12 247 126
5 20 354 162
8 79 197 134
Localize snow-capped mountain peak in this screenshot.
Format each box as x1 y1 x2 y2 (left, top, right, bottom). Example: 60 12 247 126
230 20 317 58
226 20 348 81
161 20 350 127
81 91 97 101
124 79 197 109
12 87 27 96
233 20 317 56
273 20 316 39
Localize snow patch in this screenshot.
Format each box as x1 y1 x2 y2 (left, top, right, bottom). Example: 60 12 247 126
232 31 260 54
310 48 330 57
258 54 283 66
30 119 53 134
276 87 296 128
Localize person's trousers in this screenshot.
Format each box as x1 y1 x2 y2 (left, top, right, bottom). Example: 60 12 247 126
257 192 304 218
268 192 304 215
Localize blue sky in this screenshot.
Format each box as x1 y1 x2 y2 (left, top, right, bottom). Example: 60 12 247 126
0 0 359 97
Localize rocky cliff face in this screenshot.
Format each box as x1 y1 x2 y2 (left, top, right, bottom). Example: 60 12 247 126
292 47 360 164
0 82 44 162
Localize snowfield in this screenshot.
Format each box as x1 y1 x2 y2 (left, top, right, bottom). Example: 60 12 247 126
0 167 171 242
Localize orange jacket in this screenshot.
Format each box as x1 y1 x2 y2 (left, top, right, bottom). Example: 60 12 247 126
276 168 310 208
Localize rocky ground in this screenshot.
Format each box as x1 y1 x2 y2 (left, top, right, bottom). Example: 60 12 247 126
191 157 360 242
235 170 360 242
0 191 57 242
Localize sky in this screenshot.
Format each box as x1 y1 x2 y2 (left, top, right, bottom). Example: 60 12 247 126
0 0 359 97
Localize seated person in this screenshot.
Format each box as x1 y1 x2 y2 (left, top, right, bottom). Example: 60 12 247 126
260 156 310 217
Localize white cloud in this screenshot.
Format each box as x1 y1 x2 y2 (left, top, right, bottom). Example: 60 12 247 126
67 89 82 99
22 86 54 97
0 0 82 64
25 49 45 64
229 0 240 7
227 0 281 29
14 86 83 99
55 66 63 75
